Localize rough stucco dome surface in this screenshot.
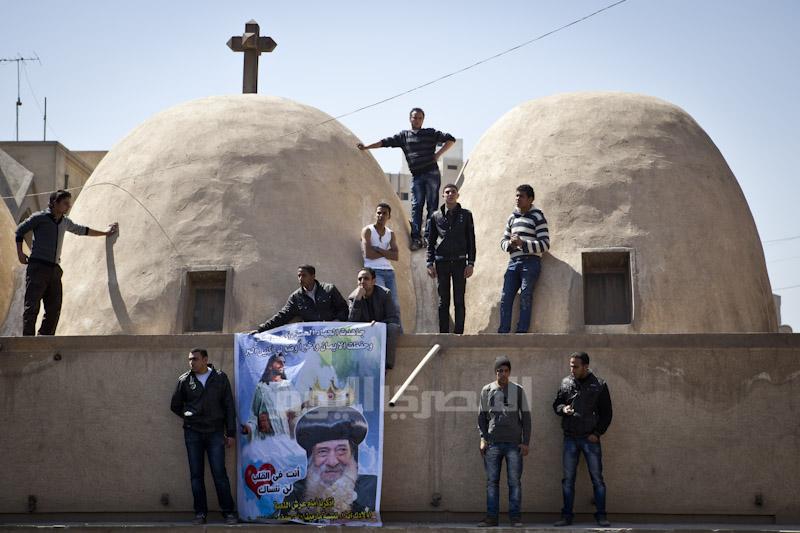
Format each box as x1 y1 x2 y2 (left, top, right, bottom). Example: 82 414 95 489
0 203 16 325
461 92 777 334
57 95 415 334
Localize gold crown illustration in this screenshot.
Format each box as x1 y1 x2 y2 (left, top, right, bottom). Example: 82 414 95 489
304 378 356 409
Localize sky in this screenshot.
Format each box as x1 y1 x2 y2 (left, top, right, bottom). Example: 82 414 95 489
2 0 798 329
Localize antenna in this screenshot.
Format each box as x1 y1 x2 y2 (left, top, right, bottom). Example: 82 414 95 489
0 54 41 141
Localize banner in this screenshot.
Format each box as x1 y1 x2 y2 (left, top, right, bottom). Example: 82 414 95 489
235 322 385 526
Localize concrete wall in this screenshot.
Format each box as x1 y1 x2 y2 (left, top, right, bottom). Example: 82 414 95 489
0 333 798 522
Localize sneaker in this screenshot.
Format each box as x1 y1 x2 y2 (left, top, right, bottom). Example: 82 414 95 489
597 517 611 527
510 516 523 527
192 513 207 525
223 512 238 525
409 238 423 251
554 516 572 526
477 515 499 527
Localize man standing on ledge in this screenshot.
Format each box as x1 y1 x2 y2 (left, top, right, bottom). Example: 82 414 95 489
361 203 400 311
170 348 238 525
498 184 550 334
552 351 613 527
253 265 348 333
14 189 118 336
357 108 455 250
426 183 476 334
477 355 531 528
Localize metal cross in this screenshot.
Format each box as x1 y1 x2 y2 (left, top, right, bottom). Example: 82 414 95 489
226 20 277 94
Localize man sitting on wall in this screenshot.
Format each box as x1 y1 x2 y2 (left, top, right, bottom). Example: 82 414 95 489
347 267 401 369
253 265 348 333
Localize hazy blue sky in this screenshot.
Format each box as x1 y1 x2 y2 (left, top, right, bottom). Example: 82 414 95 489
2 0 798 328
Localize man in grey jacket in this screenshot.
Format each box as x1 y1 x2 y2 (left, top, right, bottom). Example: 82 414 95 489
347 267 401 369
477 355 531 528
14 189 118 335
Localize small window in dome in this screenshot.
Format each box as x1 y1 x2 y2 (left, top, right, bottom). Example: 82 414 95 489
183 269 230 332
582 251 632 325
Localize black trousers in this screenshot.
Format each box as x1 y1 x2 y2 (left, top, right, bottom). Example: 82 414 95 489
23 261 63 336
436 259 467 334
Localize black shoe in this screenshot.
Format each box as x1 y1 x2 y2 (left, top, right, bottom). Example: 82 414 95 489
510 516 523 527
477 516 498 527
554 516 572 526
596 517 611 527
409 238 423 251
192 513 207 525
223 512 238 525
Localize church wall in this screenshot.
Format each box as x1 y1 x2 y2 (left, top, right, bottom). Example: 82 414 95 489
0 333 798 521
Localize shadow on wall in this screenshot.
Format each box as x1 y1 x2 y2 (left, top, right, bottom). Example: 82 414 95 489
475 254 581 334
106 232 133 333
0 265 25 336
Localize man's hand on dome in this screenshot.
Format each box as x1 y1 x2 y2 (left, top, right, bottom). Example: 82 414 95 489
104 222 119 236
357 143 366 150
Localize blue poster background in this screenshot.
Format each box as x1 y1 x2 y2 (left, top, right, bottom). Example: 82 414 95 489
235 322 385 526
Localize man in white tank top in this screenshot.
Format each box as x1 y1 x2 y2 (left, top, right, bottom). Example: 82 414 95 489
361 203 401 313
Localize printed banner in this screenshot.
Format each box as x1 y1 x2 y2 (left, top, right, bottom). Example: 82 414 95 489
235 322 385 526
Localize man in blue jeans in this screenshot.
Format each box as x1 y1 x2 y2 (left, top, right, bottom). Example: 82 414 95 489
477 356 531 527
357 108 455 250
170 348 238 525
552 351 613 527
498 184 550 333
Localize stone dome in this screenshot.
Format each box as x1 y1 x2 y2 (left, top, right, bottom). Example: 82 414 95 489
0 203 16 326
57 95 415 334
460 92 777 333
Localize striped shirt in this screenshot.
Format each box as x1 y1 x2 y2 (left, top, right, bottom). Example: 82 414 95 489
381 128 456 176
500 208 550 259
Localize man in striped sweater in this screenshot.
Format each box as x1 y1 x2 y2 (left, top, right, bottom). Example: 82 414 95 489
498 184 550 333
357 107 456 250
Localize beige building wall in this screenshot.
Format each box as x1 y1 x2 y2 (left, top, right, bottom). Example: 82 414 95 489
0 333 798 521
460 92 777 334
0 142 96 222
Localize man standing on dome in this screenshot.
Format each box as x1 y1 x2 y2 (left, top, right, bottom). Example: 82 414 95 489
361 203 400 311
357 108 455 251
498 184 550 334
14 189 118 336
426 183 476 335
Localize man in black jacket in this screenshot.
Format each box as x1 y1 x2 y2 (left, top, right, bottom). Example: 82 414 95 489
552 352 613 527
348 267 401 369
254 265 348 333
426 184 476 334
170 348 237 525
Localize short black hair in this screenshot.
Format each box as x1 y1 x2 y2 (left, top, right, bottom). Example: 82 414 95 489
516 184 535 201
190 348 209 359
570 351 590 365
359 267 376 279
409 107 425 118
298 264 316 276
376 202 392 215
49 190 72 207
442 183 459 192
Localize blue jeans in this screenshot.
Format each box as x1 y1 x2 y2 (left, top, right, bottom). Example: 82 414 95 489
410 167 441 240
374 269 403 334
484 442 523 518
498 256 541 333
561 436 606 519
184 428 235 515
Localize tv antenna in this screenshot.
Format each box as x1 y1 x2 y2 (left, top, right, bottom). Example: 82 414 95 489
1 53 41 141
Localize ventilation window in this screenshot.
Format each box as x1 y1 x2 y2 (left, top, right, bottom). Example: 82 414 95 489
184 270 227 332
447 164 458 170
400 192 409 200
583 251 632 325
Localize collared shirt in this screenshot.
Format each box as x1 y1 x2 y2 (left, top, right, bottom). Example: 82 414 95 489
15 208 89 265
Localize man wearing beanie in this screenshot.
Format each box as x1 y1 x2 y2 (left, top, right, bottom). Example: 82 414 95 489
477 356 532 527
552 351 613 527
